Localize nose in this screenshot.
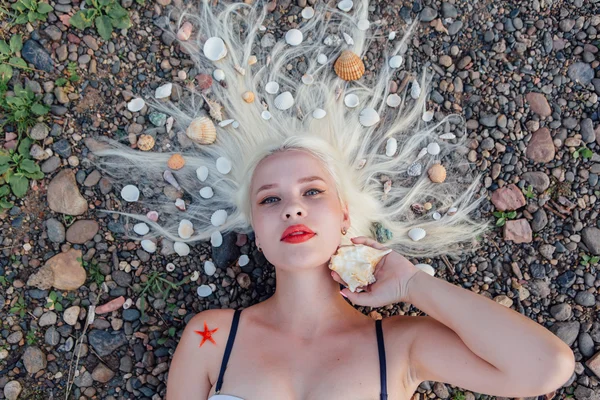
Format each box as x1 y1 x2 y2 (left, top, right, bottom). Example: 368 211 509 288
285 211 302 218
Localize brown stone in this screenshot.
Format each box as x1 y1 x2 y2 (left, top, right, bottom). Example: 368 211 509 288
526 92 552 117
26 249 86 291
526 128 555 163
47 169 88 216
66 220 99 244
491 184 527 211
504 219 533 244
95 296 125 314
586 350 600 379
91 363 115 383
521 172 550 192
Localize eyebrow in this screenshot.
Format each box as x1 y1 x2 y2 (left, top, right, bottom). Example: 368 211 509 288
255 176 326 196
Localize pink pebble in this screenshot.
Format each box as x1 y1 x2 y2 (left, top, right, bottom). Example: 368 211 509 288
177 21 193 41
146 211 159 222
236 233 247 247
95 296 125 314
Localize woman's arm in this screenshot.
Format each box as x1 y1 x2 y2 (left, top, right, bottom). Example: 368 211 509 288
404 270 575 396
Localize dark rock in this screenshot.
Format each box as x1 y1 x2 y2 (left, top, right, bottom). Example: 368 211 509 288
22 40 55 72
549 321 580 347
582 227 600 255
557 270 576 288
88 330 128 357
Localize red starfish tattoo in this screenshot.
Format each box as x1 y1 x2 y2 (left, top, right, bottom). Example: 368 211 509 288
194 321 219 347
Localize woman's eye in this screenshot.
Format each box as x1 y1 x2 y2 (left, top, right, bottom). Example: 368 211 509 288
260 188 324 205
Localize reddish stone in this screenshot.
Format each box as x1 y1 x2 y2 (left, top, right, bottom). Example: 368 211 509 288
586 351 600 379
195 73 213 90
491 184 527 211
67 33 80 44
236 233 247 246
525 92 551 117
504 219 532 244
526 128 555 163
95 296 125 314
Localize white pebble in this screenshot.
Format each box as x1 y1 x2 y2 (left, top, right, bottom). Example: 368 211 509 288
432 211 441 220
127 98 145 112
196 166 209 181
133 223 149 235
121 185 139 202
199 186 214 199
211 209 227 227
427 142 440 156
197 284 213 297
174 241 190 256
155 83 172 99
389 55 403 68
216 157 232 174
204 260 216 276
238 255 250 267
141 239 156 253
357 19 370 31
317 53 328 64
211 230 223 247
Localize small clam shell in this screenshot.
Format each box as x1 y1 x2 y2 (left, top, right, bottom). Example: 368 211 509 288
317 53 328 64
186 116 217 145
242 91 255 103
141 239 157 253
407 162 422 176
357 19 370 31
334 50 365 81
134 223 149 235
213 69 225 81
177 21 193 41
199 186 214 198
155 83 172 99
190 271 200 281
301 6 315 19
414 263 435 276
211 209 227 227
146 211 159 222
261 110 272 120
386 93 401 107
389 31 396 40
166 263 176 272
248 55 258 65
203 37 227 61
337 0 353 12
439 132 456 140
127 98 145 112
312 108 327 119
216 157 232 174
265 81 279 94
357 158 367 169
123 298 134 309
432 211 441 220
427 142 441 156
344 93 359 108
428 164 446 183
197 284 213 297
196 73 213 90
211 230 223 247
301 74 314 85
422 110 434 122
178 219 194 239
218 119 235 127
343 32 354 45
137 134 155 151
174 241 190 256
196 166 208 181
416 147 428 161
411 80 421 99
121 185 139 202
389 55 403 68
167 153 185 170
175 198 186 211
408 227 426 242
385 138 397 157
359 107 380 127
163 170 181 190
204 260 216 276
285 29 303 46
447 206 458 216
274 91 294 110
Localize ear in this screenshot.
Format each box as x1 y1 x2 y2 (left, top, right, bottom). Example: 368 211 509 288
341 201 350 227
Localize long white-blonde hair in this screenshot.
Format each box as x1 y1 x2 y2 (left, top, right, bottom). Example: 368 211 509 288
89 0 492 258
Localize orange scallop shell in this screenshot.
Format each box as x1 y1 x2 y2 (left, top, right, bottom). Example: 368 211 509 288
186 116 217 145
427 164 446 183
137 134 155 151
242 91 255 103
333 50 365 81
168 153 185 170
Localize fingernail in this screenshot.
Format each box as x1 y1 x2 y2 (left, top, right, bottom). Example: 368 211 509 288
339 291 347 298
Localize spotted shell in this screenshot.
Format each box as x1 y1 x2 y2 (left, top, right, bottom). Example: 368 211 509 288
428 163 446 183
137 134 155 151
186 116 217 145
242 91 255 103
333 50 365 81
168 153 185 170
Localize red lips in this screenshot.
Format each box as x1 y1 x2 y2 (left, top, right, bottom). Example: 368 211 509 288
281 224 315 240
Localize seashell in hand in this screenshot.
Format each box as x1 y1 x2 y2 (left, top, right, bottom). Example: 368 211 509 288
121 185 139 202
317 53 328 64
213 69 225 82
386 94 401 107
242 91 255 103
428 163 446 183
334 50 365 81
178 219 194 239
359 107 380 127
127 98 145 112
301 6 315 19
137 134 155 151
186 116 217 145
408 227 426 241
329 244 392 292
167 153 185 170
385 138 397 157
285 29 303 46
312 108 327 119
274 91 294 110
337 0 353 12
344 93 359 108
203 37 227 61
265 81 279 94
388 55 403 68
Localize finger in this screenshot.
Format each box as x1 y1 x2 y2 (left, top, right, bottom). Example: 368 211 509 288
340 287 377 307
331 270 349 287
350 236 388 250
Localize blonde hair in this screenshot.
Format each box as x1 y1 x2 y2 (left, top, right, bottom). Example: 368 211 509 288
90 0 492 259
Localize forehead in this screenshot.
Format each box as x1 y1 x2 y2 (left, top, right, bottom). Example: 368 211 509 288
251 150 329 186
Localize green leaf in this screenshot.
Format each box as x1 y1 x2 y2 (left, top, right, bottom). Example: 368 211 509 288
24 170 44 180
496 218 505 227
19 159 38 173
0 199 13 209
0 164 10 175
95 15 113 40
18 138 32 156
0 64 13 83
492 211 502 218
9 57 28 69
573 151 579 159
99 0 111 6
30 103 48 116
9 174 28 197
49 291 57 300
15 13 29 24
157 337 167 345
0 185 10 196
11 2 27 12
507 211 517 219
69 11 94 29
107 3 127 19
111 14 131 29
55 302 63 311
27 10 36 22
0 40 10 55
36 2 53 13
582 148 593 159
9 35 22 53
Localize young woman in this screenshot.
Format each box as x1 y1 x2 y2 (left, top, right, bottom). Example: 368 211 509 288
90 0 575 398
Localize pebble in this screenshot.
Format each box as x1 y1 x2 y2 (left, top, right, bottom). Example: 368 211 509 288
549 321 580 347
22 346 47 374
574 291 596 307
3 381 22 400
45 218 66 243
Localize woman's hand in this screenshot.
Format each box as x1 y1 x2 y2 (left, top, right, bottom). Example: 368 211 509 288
331 236 421 307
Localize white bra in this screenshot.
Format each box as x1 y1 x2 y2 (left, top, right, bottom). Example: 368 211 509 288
208 395 245 400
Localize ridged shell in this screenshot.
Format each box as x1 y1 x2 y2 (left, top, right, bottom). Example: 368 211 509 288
428 164 446 183
168 153 185 170
312 108 327 119
265 81 279 94
196 73 213 90
334 50 365 81
328 244 392 292
359 107 380 127
242 91 255 103
137 134 155 151
203 37 227 61
407 162 422 176
408 227 426 242
186 116 217 145
285 29 303 46
274 91 294 110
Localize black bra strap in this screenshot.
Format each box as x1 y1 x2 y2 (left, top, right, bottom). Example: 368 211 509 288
376 319 388 400
215 309 242 393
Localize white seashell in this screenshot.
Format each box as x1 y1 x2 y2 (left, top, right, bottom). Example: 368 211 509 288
317 54 328 64
301 6 315 19
141 239 156 253
301 74 314 85
439 132 456 140
411 80 421 99
123 298 133 309
163 170 181 190
146 211 159 222
166 262 176 272
432 211 441 220
357 19 370 31
216 157 232 174
422 110 434 122
312 108 327 119
344 93 359 108
261 110 272 120
175 198 186 211
247 55 258 66
203 37 227 61
285 29 303 46
329 244 392 292
408 227 426 241
259 25 266 31
407 162 422 176
232 121 240 129
386 93 401 107
359 107 380 127
388 31 396 40
155 83 172 99
343 32 354 45
213 69 225 82
211 230 223 247
178 219 194 239
199 186 214 199
447 206 458 216
389 55 403 69
211 209 227 227
265 81 279 94
414 263 435 276
218 119 235 127
190 271 200 281
234 64 246 76
204 260 216 276
274 91 294 110
197 284 213 297
337 0 353 12
416 147 428 161
174 241 190 256
238 254 249 267
357 158 367 169
121 185 140 202
385 138 397 157
127 98 145 112
427 142 441 156
196 166 208 181
166 116 174 133
134 223 149 235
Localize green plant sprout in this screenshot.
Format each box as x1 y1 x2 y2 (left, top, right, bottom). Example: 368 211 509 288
137 271 190 320
573 146 594 160
522 184 535 199
25 327 38 345
580 254 600 267
157 326 176 345
69 0 132 41
45 290 64 311
493 210 517 227
9 295 27 317
0 82 49 136
0 34 28 83
11 0 53 25
0 137 45 207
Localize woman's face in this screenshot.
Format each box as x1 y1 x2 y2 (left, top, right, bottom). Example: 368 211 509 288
249 149 350 271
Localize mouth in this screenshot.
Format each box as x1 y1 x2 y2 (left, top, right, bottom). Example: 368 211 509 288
281 224 316 242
